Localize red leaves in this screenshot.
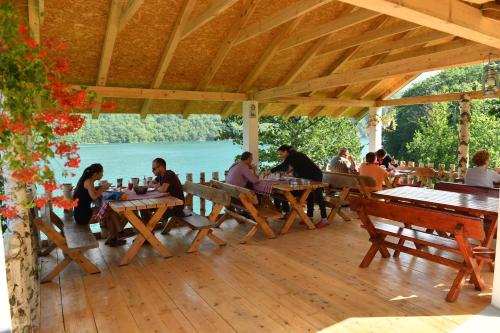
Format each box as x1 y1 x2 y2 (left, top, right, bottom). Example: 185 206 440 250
100 100 116 111
18 25 27 35
1 206 17 219
34 196 49 208
0 194 9 202
12 166 40 183
42 180 59 194
54 56 69 73
52 196 78 210
23 36 37 49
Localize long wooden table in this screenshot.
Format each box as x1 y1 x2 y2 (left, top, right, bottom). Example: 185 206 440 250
372 187 498 269
109 195 183 265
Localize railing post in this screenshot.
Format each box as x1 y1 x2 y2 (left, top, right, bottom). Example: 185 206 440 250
212 171 219 181
186 173 193 211
418 162 425 168
448 164 456 182
200 172 206 216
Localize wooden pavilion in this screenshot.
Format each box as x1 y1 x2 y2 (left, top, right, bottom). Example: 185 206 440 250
2 0 500 332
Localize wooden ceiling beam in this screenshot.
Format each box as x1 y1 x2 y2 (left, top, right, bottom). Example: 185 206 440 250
336 0 500 49
270 97 375 107
279 9 380 51
316 21 418 57
140 0 196 119
376 89 500 107
117 0 144 32
181 0 260 117
233 0 332 46
182 0 240 39
254 42 495 100
76 86 248 102
221 18 302 117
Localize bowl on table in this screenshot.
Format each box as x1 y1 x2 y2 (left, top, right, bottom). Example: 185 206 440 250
133 185 148 195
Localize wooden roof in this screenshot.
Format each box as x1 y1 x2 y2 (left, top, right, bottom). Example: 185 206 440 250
11 0 500 118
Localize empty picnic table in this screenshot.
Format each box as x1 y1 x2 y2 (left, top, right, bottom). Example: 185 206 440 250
254 178 328 234
372 187 498 264
108 192 183 265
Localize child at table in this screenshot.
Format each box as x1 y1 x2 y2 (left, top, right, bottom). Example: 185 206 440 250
73 163 126 247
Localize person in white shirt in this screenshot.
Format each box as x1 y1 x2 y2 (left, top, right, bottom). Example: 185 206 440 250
328 148 357 174
464 150 500 188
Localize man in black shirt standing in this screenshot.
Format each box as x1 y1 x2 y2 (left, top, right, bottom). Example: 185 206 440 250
271 145 328 228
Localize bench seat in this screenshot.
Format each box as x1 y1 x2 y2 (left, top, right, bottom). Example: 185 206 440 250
61 212 98 250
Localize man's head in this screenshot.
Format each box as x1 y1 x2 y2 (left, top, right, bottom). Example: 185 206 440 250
240 151 253 166
338 147 348 157
365 152 376 164
375 149 386 159
152 157 167 177
277 144 293 159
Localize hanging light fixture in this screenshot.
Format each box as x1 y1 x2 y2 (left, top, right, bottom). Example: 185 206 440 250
482 53 499 97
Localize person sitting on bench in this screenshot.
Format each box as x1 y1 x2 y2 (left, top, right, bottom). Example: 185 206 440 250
73 163 126 247
359 152 390 192
226 151 259 189
465 150 500 188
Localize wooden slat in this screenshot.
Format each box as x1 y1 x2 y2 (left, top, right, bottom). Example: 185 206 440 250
377 89 500 106
336 0 500 49
233 0 332 45
254 42 496 100
184 182 230 206
117 0 144 32
140 0 196 118
182 0 240 39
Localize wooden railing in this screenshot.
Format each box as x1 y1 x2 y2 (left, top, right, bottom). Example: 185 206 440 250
398 161 460 183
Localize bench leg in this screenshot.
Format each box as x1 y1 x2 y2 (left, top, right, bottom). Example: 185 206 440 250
360 242 380 268
39 243 58 256
446 270 468 302
214 213 229 228
207 230 226 246
41 257 71 283
241 226 258 244
187 229 210 253
338 210 351 222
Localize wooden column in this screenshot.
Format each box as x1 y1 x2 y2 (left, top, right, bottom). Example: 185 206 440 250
367 107 382 152
243 101 259 164
458 94 471 178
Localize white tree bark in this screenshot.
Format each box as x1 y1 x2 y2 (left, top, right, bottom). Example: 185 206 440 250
3 163 39 332
458 95 471 178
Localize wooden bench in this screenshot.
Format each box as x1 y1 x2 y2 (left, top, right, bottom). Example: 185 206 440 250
34 205 99 283
349 196 494 302
322 172 375 224
435 181 499 198
210 180 282 244
168 182 229 253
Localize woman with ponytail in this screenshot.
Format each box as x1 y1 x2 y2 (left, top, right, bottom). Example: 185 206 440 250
73 163 126 247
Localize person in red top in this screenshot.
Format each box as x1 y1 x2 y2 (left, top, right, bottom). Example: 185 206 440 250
359 152 390 192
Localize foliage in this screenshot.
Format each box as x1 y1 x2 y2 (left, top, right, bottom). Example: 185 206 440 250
66 114 223 143
219 115 363 168
0 4 109 217
405 103 500 167
384 65 500 164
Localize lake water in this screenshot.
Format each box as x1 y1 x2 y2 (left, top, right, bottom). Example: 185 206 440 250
54 141 241 186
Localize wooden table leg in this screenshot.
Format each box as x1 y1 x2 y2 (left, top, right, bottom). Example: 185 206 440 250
280 189 315 235
479 215 497 273
120 206 172 266
357 209 390 259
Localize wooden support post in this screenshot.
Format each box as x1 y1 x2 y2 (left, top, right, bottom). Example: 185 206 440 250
243 101 259 164
200 172 206 216
458 94 471 178
186 173 193 211
368 107 382 152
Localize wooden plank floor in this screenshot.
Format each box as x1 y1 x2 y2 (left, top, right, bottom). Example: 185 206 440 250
39 211 494 333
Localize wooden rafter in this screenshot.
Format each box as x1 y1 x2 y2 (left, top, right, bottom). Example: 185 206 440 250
78 86 248 102
181 0 260 117
283 17 390 119
233 0 332 46
336 0 500 49
220 18 302 117
316 21 418 57
182 0 240 39
28 0 41 44
254 42 495 100
377 89 500 107
92 0 144 119
270 97 375 107
279 9 380 51
140 0 196 119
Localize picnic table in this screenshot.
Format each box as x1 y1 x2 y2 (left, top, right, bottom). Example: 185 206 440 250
107 191 183 265
372 187 498 268
253 177 328 234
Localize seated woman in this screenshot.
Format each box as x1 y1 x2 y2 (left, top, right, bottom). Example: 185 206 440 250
73 163 126 247
465 150 500 188
359 152 390 192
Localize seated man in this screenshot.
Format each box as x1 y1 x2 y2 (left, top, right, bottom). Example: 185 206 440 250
226 151 259 189
328 147 357 174
375 148 398 170
142 157 185 233
359 152 390 192
465 150 500 187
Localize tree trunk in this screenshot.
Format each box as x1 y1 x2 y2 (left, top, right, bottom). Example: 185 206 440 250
458 95 471 178
3 163 39 332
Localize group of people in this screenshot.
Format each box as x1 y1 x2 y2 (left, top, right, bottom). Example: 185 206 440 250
72 146 499 245
72 157 184 247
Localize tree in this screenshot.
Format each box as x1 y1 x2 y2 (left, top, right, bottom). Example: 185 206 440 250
406 102 500 167
218 115 363 168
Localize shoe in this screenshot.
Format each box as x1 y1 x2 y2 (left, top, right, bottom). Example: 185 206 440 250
105 238 127 247
315 219 329 229
117 229 136 238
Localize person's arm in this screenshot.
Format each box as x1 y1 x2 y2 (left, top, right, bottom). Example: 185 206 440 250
242 165 259 184
271 158 289 173
491 169 500 184
85 180 109 201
